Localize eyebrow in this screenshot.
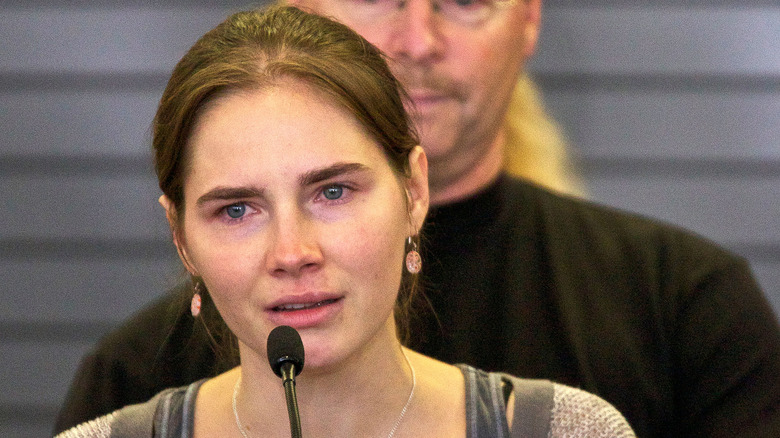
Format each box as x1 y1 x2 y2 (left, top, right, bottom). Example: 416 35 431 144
196 187 264 206
299 162 369 186
194 162 369 207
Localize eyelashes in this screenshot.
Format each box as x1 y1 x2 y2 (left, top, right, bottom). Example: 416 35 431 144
216 183 356 223
316 183 355 203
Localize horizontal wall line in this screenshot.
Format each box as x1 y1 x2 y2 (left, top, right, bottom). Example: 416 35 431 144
0 402 58 427
725 242 780 263
0 238 175 260
0 320 115 343
0 155 154 176
0 71 167 92
534 72 780 93
581 157 780 178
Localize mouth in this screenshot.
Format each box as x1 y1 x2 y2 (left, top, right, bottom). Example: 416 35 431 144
266 296 344 329
409 90 445 101
272 298 341 312
407 91 451 115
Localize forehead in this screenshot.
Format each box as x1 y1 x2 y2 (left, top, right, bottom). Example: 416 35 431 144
184 82 390 183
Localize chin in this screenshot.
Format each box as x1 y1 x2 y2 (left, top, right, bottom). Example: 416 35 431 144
420 139 458 164
418 128 460 161
295 334 342 371
294 350 343 377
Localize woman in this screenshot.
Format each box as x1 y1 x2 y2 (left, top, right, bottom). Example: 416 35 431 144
58 6 634 437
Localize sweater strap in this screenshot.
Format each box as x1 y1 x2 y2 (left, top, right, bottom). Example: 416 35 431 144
507 376 554 438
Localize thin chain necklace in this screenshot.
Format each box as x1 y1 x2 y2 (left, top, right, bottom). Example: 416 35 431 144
232 348 417 438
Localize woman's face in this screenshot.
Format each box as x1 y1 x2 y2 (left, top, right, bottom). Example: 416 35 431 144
165 82 428 372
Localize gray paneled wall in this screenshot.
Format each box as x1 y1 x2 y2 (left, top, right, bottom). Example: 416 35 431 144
1 1 778 436
530 3 780 312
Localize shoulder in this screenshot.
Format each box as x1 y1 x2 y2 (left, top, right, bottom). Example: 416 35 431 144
55 413 116 438
500 174 716 247
496 369 635 437
462 366 636 437
498 174 765 338
55 381 204 438
547 382 636 437
79 286 189 381
54 285 223 432
85 282 220 387
498 174 748 286
97 284 189 354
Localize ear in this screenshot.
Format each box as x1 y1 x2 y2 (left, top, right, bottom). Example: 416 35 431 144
405 146 429 235
158 195 199 276
520 0 542 58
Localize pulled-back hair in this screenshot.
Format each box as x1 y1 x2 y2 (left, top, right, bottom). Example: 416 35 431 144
153 5 421 349
155 5 418 210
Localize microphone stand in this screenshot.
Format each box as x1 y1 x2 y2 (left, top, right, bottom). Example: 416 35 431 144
267 325 305 438
280 362 303 438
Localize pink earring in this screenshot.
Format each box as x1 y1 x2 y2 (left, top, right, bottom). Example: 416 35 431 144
191 281 203 317
405 236 422 274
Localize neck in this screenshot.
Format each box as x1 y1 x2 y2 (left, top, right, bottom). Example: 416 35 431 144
427 130 505 206
235 333 414 438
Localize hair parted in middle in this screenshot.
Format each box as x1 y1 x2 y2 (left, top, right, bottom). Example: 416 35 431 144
152 5 423 346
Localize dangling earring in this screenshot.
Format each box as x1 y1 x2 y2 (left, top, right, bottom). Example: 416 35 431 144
191 281 203 317
405 236 422 274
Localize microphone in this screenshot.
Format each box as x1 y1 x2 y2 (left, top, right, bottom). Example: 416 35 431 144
267 325 305 438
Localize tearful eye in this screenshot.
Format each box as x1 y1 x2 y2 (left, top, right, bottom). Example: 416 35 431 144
323 185 343 200
225 203 246 219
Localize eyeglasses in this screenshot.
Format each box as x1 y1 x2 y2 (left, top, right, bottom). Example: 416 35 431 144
331 0 519 27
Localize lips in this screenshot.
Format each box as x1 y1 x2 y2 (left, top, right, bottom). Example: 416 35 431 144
265 294 344 329
407 90 451 115
409 90 445 102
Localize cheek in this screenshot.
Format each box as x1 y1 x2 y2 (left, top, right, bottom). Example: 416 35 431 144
455 40 525 118
181 221 261 295
359 224 404 276
332 221 406 276
184 232 265 334
325 200 408 289
344 225 407 317
457 23 527 80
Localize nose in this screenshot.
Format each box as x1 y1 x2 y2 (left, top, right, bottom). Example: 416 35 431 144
265 209 323 278
388 0 445 63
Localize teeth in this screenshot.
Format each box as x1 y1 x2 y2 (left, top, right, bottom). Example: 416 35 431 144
281 303 308 310
275 299 335 311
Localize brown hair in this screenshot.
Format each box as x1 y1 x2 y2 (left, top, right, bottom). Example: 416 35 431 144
153 5 422 347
